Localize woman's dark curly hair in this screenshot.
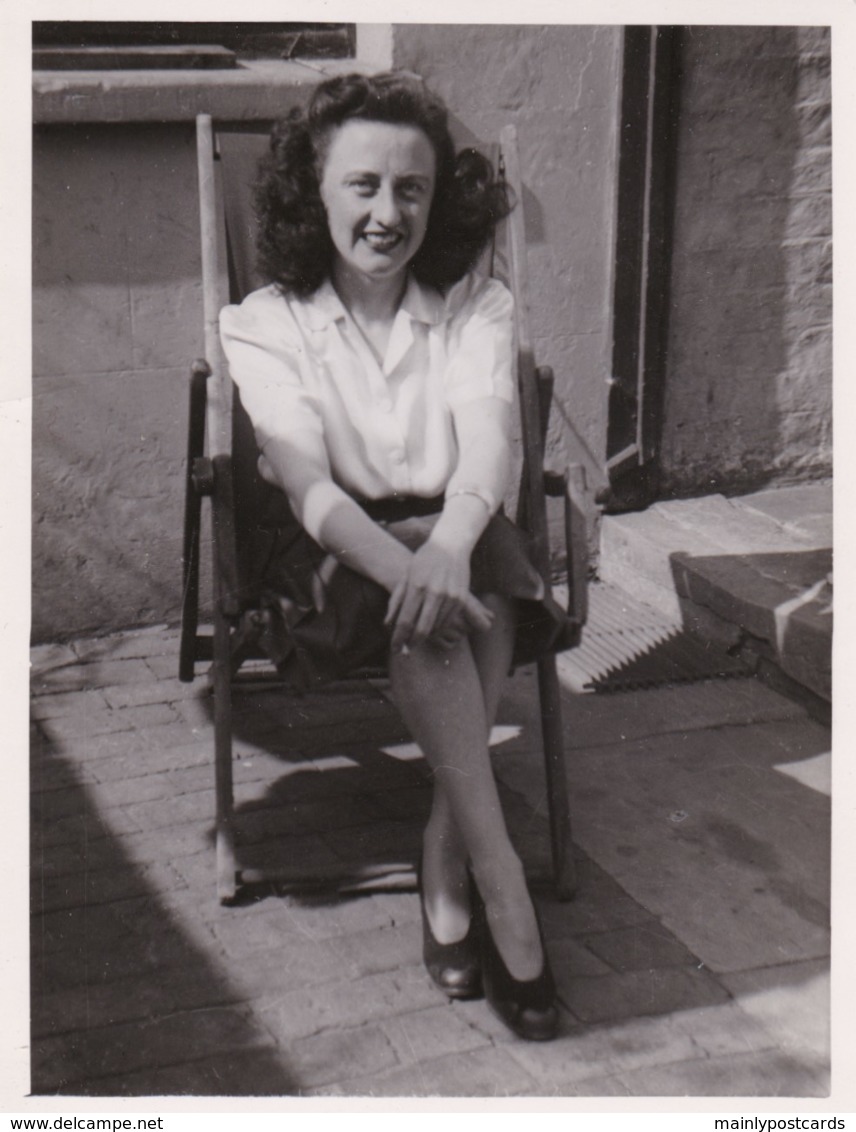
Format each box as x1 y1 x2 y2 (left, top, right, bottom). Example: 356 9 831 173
254 70 512 296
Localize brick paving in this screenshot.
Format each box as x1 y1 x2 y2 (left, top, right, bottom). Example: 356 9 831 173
29 626 830 1097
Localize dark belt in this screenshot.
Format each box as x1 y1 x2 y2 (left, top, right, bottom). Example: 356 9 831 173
358 494 445 523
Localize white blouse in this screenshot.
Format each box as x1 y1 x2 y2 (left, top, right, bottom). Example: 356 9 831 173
218 271 514 502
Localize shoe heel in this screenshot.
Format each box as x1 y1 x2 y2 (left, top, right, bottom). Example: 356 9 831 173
419 856 482 1001
474 884 558 1042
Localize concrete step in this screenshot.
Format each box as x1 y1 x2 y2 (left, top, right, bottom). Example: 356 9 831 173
599 507 727 621
598 484 832 705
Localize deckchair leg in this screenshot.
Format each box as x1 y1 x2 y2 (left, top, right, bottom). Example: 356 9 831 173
537 654 576 900
212 602 238 904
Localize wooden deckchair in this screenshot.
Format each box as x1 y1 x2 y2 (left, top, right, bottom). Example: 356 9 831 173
179 112 591 904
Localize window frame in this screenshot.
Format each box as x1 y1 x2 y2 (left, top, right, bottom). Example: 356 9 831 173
32 21 356 70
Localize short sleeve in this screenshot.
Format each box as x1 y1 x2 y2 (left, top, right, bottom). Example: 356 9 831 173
443 276 515 408
219 287 325 452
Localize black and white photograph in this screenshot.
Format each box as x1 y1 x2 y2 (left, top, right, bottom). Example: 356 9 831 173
9 0 851 1113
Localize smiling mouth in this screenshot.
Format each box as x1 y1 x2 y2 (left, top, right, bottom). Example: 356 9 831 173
362 231 404 252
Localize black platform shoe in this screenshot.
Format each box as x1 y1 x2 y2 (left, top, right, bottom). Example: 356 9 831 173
475 888 558 1041
419 860 482 1000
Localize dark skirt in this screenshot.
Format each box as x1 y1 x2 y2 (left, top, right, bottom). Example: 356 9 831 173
247 495 570 688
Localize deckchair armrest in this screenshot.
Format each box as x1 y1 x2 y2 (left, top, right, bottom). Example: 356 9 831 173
179 359 214 681
210 454 241 618
544 463 589 630
563 464 589 627
184 356 241 618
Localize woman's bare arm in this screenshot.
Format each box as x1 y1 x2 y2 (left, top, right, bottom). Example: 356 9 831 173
260 433 494 638
261 434 412 590
435 396 512 551
386 396 512 649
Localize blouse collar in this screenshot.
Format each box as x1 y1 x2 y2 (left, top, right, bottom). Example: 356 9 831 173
302 274 447 331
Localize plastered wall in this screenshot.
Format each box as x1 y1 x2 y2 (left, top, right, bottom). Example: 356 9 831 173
32 123 204 641
659 26 832 494
392 25 621 480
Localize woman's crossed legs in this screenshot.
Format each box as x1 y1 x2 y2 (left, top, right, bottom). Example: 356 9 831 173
389 594 544 981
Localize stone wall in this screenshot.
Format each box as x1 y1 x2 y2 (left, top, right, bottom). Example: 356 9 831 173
659 26 832 495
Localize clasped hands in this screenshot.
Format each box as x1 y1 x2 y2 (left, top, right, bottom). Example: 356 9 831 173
384 537 494 653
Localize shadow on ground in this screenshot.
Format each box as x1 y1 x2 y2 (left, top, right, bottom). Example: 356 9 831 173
31 725 297 1096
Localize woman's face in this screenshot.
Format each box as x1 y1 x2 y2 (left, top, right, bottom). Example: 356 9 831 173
318 119 436 289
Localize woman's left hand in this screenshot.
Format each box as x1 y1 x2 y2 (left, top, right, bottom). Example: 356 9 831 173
385 540 492 652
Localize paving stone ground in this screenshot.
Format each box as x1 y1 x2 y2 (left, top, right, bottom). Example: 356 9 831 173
28 626 831 1098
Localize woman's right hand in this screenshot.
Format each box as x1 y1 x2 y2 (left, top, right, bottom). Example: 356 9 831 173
384 540 494 653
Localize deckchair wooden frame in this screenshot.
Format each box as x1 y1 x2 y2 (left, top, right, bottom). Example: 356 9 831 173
180 112 589 905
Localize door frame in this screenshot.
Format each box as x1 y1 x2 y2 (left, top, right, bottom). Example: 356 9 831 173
606 25 683 511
